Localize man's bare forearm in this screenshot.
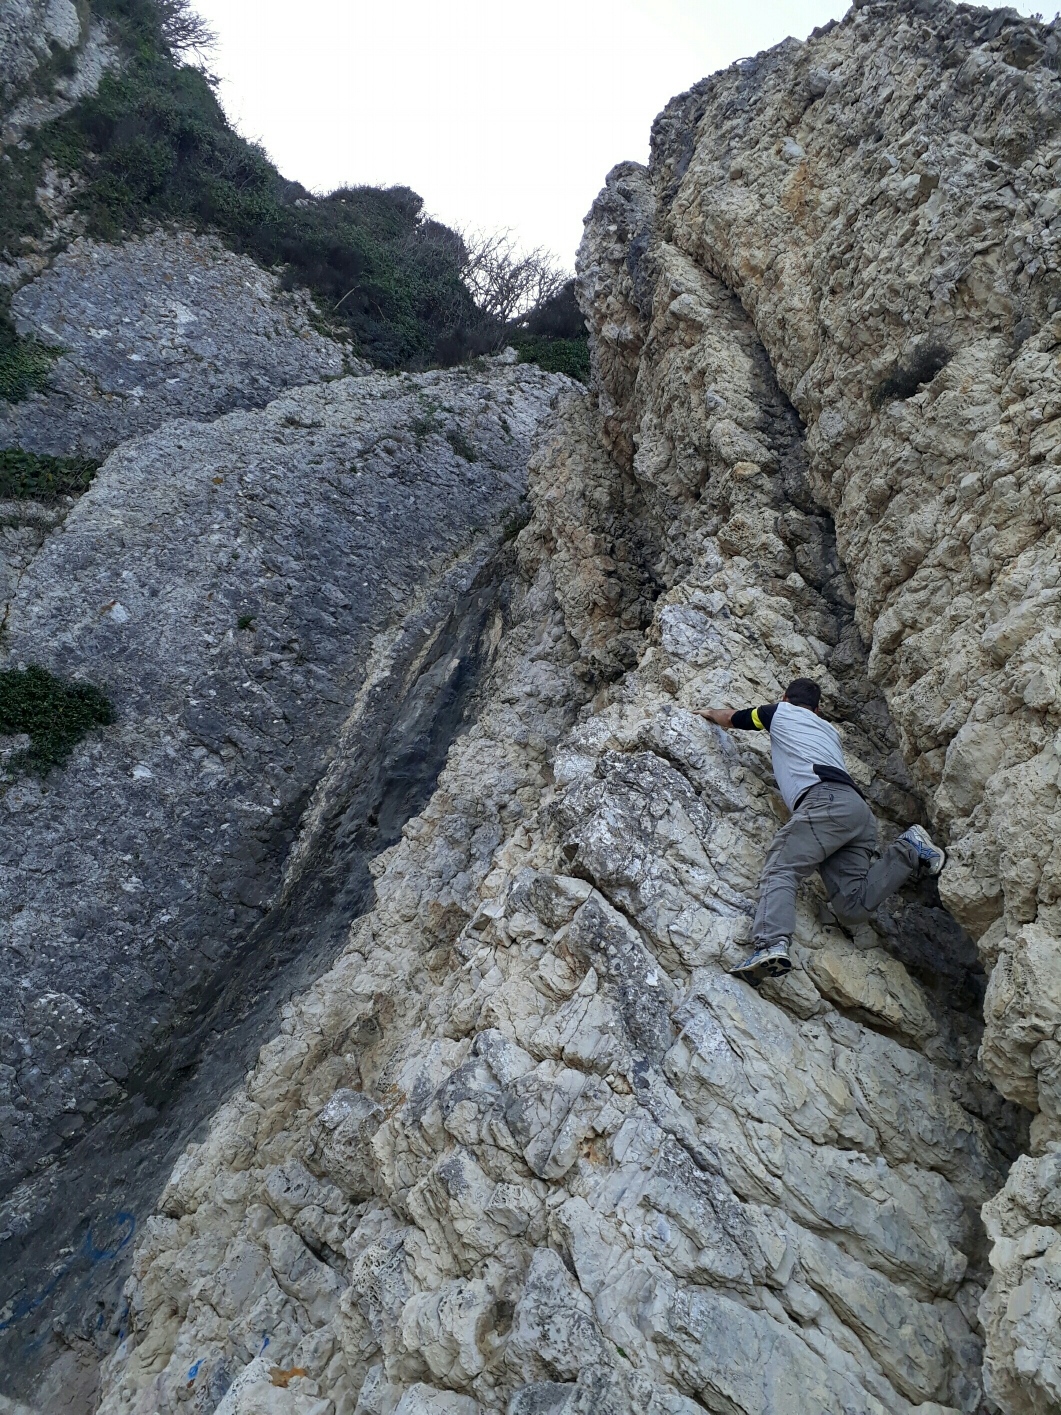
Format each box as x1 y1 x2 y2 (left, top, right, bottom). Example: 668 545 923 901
695 707 736 728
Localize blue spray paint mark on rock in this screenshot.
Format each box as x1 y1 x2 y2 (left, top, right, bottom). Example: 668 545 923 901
0 1211 136 1336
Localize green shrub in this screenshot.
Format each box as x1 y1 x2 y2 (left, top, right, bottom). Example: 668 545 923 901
513 336 590 383
0 292 59 403
0 0 487 369
0 338 58 403
445 428 476 461
0 448 100 500
0 664 115 775
513 279 585 340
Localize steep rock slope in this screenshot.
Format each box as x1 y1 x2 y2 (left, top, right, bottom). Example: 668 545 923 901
85 16 1048 1408
0 230 353 459
0 360 566 1403
92 325 1009 1414
611 3 1061 1408
26 3 1061 1415
0 229 354 626
2 4 572 1404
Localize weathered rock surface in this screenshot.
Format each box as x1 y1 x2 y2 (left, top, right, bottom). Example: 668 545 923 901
0 359 566 1392
8 3 1061 1414
0 493 65 610
0 231 354 459
1 0 82 96
0 0 114 146
90 396 1005 1411
642 0 1061 1128
87 12 1048 1395
606 3 1061 1407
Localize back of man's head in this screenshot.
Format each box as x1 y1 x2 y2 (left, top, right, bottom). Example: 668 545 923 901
785 677 821 710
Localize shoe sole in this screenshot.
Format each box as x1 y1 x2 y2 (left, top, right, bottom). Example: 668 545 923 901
732 956 792 986
917 847 946 877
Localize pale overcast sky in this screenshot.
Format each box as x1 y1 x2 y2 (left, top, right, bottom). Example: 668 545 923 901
194 0 1048 268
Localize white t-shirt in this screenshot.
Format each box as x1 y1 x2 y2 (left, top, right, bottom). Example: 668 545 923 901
733 700 854 812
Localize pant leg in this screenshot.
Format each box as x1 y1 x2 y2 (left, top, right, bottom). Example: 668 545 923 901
753 784 869 945
819 803 921 925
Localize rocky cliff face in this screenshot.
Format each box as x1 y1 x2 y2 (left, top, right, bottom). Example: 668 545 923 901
7 2 1061 1414
1 229 358 619
1 4 578 1405
79 8 1061 1415
621 5 1061 1407
0 357 566 1406
1 0 115 146
0 229 356 459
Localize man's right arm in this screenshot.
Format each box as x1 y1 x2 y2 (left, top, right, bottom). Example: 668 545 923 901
697 704 778 731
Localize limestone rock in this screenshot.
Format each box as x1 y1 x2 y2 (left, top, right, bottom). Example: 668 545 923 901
0 231 354 458
91 133 1017 1412
608 5 1061 1403
19 4 1061 1415
307 1090 384 1200
0 358 568 1380
639 0 1061 1156
0 0 114 147
980 1144 1061 1415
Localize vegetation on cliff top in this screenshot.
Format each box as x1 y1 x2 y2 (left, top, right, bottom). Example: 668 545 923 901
0 0 582 372
510 280 590 382
1 0 480 367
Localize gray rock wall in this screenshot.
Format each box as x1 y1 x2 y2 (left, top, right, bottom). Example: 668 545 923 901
0 231 353 459
0 360 567 1396
0 0 82 94
7 4 1061 1415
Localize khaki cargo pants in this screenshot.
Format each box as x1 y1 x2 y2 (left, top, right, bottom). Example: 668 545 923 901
752 781 920 946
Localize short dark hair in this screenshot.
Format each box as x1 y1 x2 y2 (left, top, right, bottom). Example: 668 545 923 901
785 677 821 709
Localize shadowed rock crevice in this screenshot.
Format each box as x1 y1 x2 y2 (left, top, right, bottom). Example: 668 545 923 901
0 542 517 1393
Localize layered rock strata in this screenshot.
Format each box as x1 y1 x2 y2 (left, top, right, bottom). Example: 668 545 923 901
18 3 1061 1414
0 360 565 1393
1 230 355 620
610 4 1061 1407
90 77 1032 1412
0 231 354 460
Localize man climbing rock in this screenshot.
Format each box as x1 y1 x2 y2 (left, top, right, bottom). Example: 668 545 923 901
697 678 945 986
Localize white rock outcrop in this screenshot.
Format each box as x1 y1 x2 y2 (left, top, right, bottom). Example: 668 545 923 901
97 375 1010 1411
612 4 1061 1407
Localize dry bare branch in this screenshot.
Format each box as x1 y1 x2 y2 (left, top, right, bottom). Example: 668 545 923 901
458 228 568 340
156 0 217 62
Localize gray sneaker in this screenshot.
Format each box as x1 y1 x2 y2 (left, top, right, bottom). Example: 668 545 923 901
899 824 946 877
730 939 792 985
